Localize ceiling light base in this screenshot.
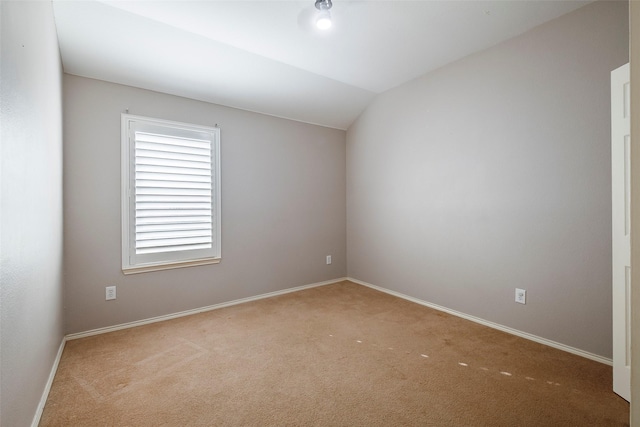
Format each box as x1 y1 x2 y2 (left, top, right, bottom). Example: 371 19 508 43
315 0 332 11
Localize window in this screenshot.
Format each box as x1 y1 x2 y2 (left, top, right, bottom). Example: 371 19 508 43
121 114 221 274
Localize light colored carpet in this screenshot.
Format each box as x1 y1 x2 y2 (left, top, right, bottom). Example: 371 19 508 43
41 281 629 426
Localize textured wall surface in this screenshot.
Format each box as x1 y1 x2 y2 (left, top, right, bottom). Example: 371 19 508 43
346 1 629 358
63 75 347 334
0 2 65 425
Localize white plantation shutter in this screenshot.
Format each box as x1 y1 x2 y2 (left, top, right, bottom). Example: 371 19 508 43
122 115 221 273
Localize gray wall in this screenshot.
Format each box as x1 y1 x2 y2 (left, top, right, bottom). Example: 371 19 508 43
63 75 347 334
346 0 628 358
0 2 65 426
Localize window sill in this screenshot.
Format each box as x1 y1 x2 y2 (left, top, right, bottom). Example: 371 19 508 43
122 257 221 275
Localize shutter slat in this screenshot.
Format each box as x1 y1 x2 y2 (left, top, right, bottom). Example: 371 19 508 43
135 216 211 225
136 236 212 249
136 180 211 190
136 164 211 176
136 202 211 210
135 157 211 171
136 223 212 233
136 141 211 157
136 209 211 218
136 148 210 163
136 188 211 196
137 229 213 241
136 172 212 183
136 243 212 255
136 195 211 203
135 132 211 149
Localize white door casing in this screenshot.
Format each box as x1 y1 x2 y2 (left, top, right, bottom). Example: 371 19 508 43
612 62 630 402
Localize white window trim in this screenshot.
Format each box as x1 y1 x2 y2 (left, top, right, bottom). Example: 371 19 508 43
121 114 221 274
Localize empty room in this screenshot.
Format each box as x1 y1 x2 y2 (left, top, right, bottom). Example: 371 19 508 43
1 0 638 425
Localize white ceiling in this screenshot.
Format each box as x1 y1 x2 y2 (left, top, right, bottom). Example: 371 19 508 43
52 0 591 130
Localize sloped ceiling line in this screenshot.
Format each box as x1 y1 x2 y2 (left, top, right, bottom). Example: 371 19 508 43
52 0 591 130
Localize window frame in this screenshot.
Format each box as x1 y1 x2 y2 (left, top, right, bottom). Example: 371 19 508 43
121 114 221 274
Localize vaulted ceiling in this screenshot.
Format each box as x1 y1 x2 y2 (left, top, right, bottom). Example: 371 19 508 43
53 1 591 130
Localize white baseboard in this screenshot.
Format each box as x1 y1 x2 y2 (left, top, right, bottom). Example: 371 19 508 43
66 275 612 366
348 277 612 366
66 277 348 341
33 275 608 427
31 337 66 427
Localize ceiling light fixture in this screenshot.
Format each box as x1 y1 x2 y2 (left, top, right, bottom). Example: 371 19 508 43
315 0 333 30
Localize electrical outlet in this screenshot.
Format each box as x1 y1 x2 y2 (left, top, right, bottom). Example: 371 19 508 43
515 288 526 304
106 286 116 301
326 255 332 265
